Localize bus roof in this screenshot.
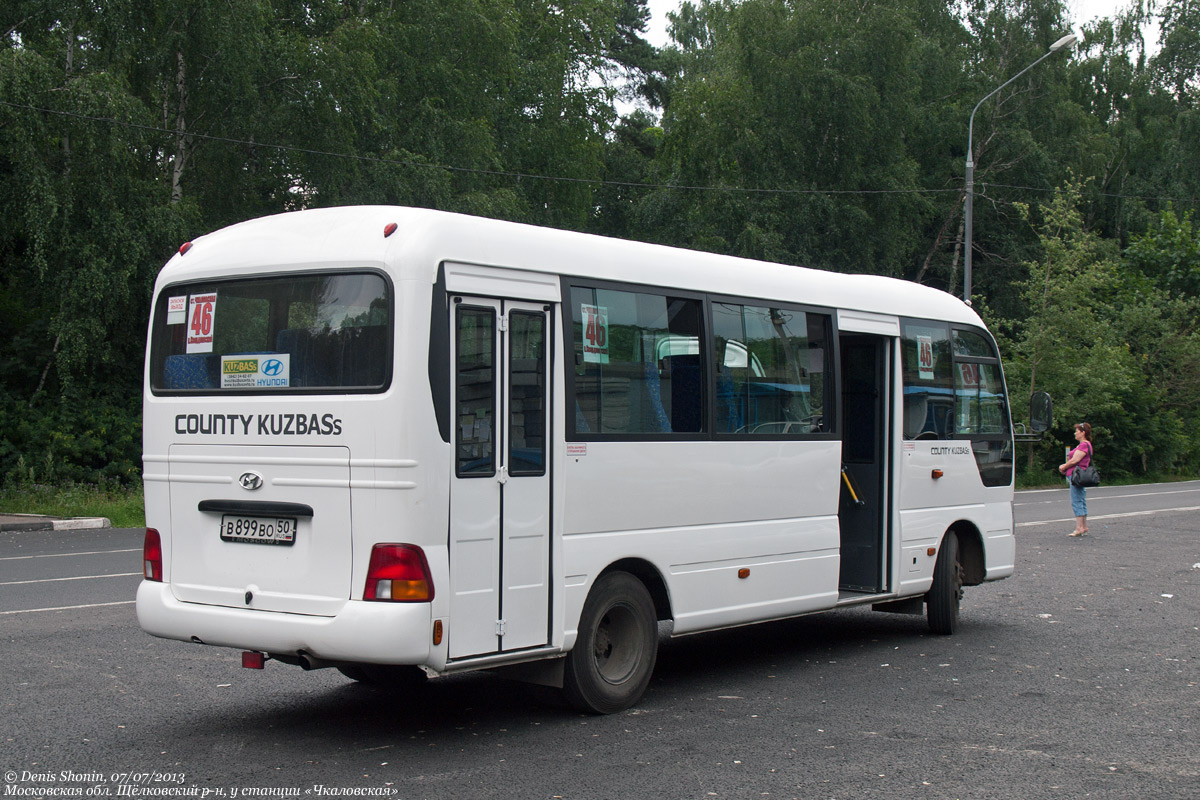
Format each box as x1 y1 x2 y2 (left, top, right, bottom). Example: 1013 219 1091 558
159 205 983 327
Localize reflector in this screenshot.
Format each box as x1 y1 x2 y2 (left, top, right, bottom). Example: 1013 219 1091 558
178 242 193 255
383 222 398 238
241 651 266 669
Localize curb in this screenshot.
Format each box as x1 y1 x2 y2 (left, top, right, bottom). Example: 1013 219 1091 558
0 515 113 532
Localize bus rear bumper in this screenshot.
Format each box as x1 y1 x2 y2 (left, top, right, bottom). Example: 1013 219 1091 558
136 581 432 665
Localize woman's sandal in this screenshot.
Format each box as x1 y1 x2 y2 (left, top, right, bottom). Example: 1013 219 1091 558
1068 531 1083 537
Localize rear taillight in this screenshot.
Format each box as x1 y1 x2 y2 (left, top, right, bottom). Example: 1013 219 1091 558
364 544 433 602
143 528 163 581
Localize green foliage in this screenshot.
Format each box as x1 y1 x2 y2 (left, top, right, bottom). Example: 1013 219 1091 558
994 181 1200 480
1125 208 1200 297
2 0 1199 488
0 395 142 486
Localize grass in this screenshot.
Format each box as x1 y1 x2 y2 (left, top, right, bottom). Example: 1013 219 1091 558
0 482 145 528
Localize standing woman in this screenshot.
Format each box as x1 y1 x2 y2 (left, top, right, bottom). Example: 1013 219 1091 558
1059 422 1094 537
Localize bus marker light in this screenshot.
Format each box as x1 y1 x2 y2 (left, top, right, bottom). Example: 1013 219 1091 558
433 620 443 645
383 222 398 238
931 469 944 479
927 548 937 557
179 242 193 256
241 651 266 669
143 528 163 581
737 568 750 579
364 544 434 601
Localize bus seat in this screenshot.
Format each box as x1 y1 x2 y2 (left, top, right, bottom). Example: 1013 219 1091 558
338 326 387 387
642 361 672 433
276 328 332 387
575 402 591 433
903 396 927 439
163 354 214 390
668 354 702 433
715 369 743 433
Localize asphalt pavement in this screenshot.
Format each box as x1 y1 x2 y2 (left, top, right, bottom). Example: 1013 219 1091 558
2 481 1198 799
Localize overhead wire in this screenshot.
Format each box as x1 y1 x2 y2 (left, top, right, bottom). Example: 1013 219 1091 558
1 99 1196 206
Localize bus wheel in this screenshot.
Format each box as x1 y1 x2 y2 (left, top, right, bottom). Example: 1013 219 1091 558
338 663 426 689
563 571 658 714
926 531 963 635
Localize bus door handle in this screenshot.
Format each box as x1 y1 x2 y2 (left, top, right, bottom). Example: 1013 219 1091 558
840 466 865 508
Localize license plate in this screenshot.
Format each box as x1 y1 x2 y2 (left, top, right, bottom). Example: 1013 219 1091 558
219 515 297 546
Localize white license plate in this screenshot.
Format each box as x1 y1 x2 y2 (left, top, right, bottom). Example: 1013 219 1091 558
219 515 297 546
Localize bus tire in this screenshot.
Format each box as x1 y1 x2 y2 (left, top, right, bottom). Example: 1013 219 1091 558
338 663 427 689
563 571 658 714
926 531 963 635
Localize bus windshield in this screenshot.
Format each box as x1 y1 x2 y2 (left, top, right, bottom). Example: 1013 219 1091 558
148 271 391 393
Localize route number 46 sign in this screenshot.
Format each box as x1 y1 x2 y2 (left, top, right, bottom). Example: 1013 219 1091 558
187 293 217 353
581 304 609 364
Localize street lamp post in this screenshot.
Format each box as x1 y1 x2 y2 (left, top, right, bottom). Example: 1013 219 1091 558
963 33 1077 304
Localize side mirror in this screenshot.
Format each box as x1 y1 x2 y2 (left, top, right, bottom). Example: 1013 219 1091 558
1030 391 1052 432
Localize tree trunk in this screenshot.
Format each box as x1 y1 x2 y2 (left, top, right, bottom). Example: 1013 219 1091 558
171 49 191 205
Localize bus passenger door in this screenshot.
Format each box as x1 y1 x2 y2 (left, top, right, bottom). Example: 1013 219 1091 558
449 297 551 659
838 334 890 594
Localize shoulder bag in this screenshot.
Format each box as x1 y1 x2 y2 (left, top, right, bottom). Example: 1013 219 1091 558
1071 444 1100 488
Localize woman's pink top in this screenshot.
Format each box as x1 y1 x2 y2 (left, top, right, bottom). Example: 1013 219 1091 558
1067 441 1092 475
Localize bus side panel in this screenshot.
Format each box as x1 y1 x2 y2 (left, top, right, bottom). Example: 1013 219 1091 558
561 440 842 637
897 443 1015 592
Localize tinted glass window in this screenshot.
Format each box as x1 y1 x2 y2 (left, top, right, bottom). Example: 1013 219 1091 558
570 287 703 435
952 329 994 359
509 311 546 476
955 362 1008 435
901 322 953 439
713 303 831 435
149 273 390 393
456 306 496 476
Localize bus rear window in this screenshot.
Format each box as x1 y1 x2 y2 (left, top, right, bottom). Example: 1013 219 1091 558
149 272 391 393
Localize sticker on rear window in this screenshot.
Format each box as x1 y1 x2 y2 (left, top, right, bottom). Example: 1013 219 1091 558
220 354 291 388
167 295 187 325
187 293 217 353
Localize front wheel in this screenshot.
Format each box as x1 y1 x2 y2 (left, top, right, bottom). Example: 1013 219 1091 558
563 571 658 714
926 531 963 635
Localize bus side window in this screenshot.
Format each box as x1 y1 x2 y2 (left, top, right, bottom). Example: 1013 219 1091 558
951 330 1007 436
570 286 703 436
456 306 496 476
901 322 952 440
713 302 829 435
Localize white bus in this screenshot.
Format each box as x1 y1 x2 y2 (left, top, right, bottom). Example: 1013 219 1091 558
138 206 1044 713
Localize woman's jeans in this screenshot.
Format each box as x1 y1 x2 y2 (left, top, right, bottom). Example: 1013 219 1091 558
1069 480 1088 517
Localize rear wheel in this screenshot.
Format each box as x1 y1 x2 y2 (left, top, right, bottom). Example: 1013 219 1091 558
563 571 658 714
338 663 427 689
926 531 963 635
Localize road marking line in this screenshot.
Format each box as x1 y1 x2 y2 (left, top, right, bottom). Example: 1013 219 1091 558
0 572 141 586
0 548 140 562
1018 480 1200 495
1017 505 1200 527
0 600 136 615
1016 487 1200 505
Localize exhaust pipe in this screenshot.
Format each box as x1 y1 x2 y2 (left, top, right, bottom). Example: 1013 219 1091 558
297 651 339 671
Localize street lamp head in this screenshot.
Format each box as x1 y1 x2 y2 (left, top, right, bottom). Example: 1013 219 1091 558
1049 33 1077 52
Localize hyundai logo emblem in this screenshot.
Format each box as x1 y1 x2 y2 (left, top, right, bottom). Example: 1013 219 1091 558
239 471 264 491
262 359 285 376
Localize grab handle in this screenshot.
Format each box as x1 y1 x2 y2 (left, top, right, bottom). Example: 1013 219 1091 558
840 467 866 508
